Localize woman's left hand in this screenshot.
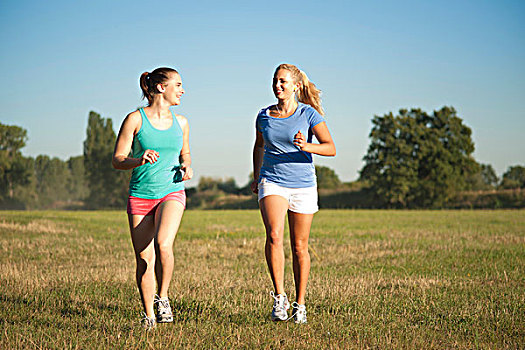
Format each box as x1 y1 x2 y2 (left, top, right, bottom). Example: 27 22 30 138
293 130 307 151
180 163 193 181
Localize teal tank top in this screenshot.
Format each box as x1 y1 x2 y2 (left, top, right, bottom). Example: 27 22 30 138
129 108 184 199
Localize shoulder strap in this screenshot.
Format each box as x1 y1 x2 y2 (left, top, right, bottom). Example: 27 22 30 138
138 108 152 130
138 108 146 120
170 110 183 134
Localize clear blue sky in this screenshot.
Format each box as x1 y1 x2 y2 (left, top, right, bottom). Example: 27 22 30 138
1 0 524 187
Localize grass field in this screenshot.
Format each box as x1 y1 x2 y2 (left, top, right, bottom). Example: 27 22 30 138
1 210 524 349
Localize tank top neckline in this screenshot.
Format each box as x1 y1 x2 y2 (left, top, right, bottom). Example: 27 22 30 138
139 108 175 131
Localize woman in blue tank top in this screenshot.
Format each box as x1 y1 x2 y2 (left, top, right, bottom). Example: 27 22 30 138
112 67 193 330
252 64 336 324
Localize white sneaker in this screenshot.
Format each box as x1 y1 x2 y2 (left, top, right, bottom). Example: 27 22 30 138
270 291 290 321
141 313 156 330
292 302 307 324
154 295 173 323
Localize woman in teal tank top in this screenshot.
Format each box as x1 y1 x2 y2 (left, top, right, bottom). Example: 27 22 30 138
112 67 193 330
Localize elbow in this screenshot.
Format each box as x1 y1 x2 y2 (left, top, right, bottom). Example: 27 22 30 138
328 144 336 157
253 145 264 154
111 156 121 170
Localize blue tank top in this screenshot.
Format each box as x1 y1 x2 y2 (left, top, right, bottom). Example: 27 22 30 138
129 108 184 199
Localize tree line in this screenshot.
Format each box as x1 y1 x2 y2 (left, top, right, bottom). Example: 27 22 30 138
1 106 524 210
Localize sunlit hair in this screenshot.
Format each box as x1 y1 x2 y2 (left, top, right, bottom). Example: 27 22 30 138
274 63 324 116
139 67 179 105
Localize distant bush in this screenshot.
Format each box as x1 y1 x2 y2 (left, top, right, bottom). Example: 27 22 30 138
449 189 525 209
315 165 342 189
500 166 525 189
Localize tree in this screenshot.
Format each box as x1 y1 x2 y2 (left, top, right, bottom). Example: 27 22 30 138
218 177 238 194
197 176 220 192
10 156 37 209
481 164 499 188
34 155 71 206
0 123 32 201
67 155 88 202
466 163 499 191
83 111 128 208
238 172 256 195
500 165 525 189
0 123 27 153
197 176 239 194
315 165 342 189
360 107 478 208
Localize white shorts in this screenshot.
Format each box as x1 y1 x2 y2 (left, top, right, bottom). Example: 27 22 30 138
257 178 319 214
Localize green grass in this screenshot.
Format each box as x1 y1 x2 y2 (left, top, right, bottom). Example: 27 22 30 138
1 210 524 349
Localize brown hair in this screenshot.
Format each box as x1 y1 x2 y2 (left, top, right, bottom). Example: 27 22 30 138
139 67 179 105
274 63 324 116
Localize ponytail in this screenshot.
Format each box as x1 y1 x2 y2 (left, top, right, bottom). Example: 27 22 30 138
297 70 324 116
139 72 151 103
274 64 324 116
139 67 179 105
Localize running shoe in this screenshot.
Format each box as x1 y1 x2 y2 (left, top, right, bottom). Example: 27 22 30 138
141 313 156 330
291 302 307 324
270 291 290 321
154 295 174 323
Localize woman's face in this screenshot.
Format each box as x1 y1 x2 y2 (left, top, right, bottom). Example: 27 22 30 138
273 69 299 101
162 73 184 105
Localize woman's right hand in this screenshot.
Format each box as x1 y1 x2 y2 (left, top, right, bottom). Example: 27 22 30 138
139 149 159 165
250 179 259 194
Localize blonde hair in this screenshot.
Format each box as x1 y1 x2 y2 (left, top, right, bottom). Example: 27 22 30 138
274 63 324 116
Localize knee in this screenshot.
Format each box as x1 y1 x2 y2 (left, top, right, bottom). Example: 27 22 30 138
292 242 309 259
136 251 155 271
266 229 284 246
157 242 173 257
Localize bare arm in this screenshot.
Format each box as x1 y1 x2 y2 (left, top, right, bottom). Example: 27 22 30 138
112 112 159 170
177 115 193 181
251 130 265 193
293 121 336 157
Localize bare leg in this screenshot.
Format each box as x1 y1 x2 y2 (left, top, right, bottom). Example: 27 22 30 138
259 195 289 295
154 200 185 298
128 214 156 318
288 211 314 305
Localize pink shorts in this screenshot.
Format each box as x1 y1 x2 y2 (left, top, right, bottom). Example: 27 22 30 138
127 190 186 216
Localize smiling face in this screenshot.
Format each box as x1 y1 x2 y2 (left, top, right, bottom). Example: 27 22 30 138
273 69 300 101
160 72 185 105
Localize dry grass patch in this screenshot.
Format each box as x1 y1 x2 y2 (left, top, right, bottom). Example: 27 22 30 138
0 219 71 234
0 209 523 349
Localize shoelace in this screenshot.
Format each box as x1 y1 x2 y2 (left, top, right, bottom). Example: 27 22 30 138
141 312 156 328
269 291 287 312
154 295 170 311
269 292 306 322
286 301 306 322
